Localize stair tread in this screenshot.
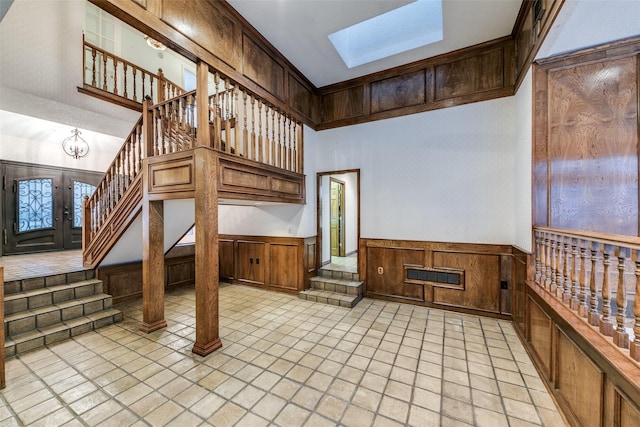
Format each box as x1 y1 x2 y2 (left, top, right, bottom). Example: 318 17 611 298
300 289 360 301
310 276 362 286
4 279 102 300
4 293 113 322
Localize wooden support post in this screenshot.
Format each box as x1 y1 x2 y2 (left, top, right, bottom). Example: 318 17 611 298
143 97 155 158
140 199 167 333
192 148 222 356
196 60 211 148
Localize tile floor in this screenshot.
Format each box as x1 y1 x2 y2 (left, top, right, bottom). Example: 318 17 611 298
322 254 358 274
1 250 86 282
1 281 568 426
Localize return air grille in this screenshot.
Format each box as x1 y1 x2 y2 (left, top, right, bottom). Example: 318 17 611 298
405 266 464 290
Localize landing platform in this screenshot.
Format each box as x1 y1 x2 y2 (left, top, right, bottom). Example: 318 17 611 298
0 250 85 281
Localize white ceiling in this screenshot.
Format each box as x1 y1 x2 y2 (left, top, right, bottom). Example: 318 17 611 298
0 0 639 165
227 0 522 87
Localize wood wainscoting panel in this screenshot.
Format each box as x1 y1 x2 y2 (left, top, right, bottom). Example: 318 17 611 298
161 0 238 68
434 47 504 100
289 74 320 123
370 69 427 114
527 296 553 378
366 246 426 301
269 243 299 292
321 86 365 123
166 255 195 289
555 328 604 427
432 252 500 313
147 152 196 199
219 239 235 281
237 240 266 286
618 388 640 427
547 55 638 235
243 33 285 101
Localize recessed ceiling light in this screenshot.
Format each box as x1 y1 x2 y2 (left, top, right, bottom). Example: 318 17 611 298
328 0 443 69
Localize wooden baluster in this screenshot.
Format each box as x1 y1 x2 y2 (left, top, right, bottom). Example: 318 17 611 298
630 250 640 361
550 237 559 293
123 63 128 100
158 68 166 103
539 233 546 286
534 232 541 283
570 239 580 310
250 96 256 161
295 121 301 173
258 101 263 163
600 245 614 336
234 87 240 155
132 68 138 102
555 237 565 298
287 116 293 171
613 247 630 348
265 104 270 163
91 48 97 87
276 113 282 168
113 58 119 96
563 238 572 303
224 83 231 154
544 237 552 289
214 74 222 151
242 91 248 158
126 141 132 186
271 109 276 166
149 75 155 104
102 53 108 91
141 74 147 102
588 242 601 326
578 241 590 317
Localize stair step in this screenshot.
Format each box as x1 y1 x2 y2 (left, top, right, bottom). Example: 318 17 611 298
309 276 363 297
4 270 96 296
4 279 104 315
5 294 114 336
4 309 123 358
319 268 359 282
299 289 362 308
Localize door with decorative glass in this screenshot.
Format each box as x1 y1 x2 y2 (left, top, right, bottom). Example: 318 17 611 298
2 163 101 254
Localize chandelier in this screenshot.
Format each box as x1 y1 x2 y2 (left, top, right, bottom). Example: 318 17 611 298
62 128 89 159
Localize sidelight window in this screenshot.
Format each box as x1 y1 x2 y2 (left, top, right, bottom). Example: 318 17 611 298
73 181 97 228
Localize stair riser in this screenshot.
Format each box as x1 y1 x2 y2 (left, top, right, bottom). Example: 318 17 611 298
4 270 95 296
319 269 359 281
309 280 362 296
299 293 362 308
5 296 113 336
4 282 103 315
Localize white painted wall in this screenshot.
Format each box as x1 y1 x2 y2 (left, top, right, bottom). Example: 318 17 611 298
514 69 533 252
219 97 517 246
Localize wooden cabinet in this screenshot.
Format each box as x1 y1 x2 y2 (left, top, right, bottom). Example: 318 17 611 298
237 240 266 286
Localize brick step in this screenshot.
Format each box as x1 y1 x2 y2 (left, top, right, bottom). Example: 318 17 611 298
309 276 363 297
319 268 359 282
4 270 96 296
299 289 362 308
4 309 123 357
5 293 114 337
4 279 103 315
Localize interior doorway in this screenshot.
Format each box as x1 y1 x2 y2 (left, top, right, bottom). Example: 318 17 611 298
317 169 360 273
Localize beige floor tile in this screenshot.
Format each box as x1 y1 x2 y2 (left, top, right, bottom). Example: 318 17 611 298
377 395 410 424
407 405 440 427
503 398 542 424
441 396 474 425
208 401 247 427
274 403 311 426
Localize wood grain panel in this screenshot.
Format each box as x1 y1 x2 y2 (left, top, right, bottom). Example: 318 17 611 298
269 244 299 291
619 390 640 427
434 48 504 100
370 70 426 114
548 56 638 235
243 33 285 100
237 240 266 285
556 328 604 427
166 255 195 289
322 86 364 122
219 239 234 280
532 64 549 226
432 252 500 313
366 246 425 301
161 0 237 68
528 296 553 378
289 74 319 122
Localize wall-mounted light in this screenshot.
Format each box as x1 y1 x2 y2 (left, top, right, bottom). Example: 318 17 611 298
144 35 167 51
62 128 89 159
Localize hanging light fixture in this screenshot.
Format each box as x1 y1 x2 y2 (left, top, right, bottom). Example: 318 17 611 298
62 128 89 159
144 35 167 51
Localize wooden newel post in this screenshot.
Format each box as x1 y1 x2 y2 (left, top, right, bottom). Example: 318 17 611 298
158 68 166 103
142 96 155 158
195 60 211 148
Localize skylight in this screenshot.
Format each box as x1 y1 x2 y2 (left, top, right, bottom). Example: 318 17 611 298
328 0 443 69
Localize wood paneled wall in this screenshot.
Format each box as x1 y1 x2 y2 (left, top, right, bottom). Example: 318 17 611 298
533 37 640 236
219 235 316 294
93 0 320 126
513 279 640 427
317 37 515 130
359 238 516 317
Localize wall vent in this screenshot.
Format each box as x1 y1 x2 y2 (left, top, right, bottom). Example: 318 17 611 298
405 266 464 290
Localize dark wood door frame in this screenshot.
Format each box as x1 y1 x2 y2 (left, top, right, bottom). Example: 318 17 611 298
316 169 360 271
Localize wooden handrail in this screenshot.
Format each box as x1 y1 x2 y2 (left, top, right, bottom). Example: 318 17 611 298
533 226 640 362
83 35 184 105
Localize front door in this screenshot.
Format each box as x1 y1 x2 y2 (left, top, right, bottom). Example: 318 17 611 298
3 163 102 254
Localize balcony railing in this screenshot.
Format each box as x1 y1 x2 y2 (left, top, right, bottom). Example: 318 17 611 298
533 226 640 361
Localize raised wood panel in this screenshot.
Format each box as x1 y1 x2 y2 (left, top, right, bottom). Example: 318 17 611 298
432 252 500 313
270 177 301 195
322 86 364 122
237 240 266 286
619 390 640 427
527 296 553 378
370 70 426 114
243 33 285 100
556 328 604 427
269 244 298 291
166 255 195 289
219 239 235 280
289 74 319 122
434 48 504 100
547 56 638 235
366 246 425 301
512 250 528 335
161 0 238 68
148 157 195 195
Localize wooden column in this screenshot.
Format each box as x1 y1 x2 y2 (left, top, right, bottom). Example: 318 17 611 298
140 199 167 333
196 60 211 148
192 148 222 356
